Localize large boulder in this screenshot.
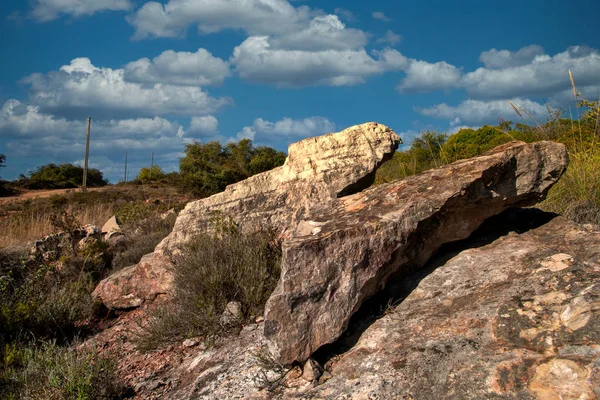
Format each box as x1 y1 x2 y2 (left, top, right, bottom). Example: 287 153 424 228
299 211 600 399
92 253 173 309
264 141 569 364
156 122 401 255
93 122 401 309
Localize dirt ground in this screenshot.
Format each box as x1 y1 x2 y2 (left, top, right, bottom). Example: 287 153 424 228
0 187 101 204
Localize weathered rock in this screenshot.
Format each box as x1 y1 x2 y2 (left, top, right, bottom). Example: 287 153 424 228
155 122 401 255
264 141 568 364
83 224 101 237
301 358 322 383
297 211 600 399
102 216 121 237
94 122 400 309
220 301 243 327
91 210 600 400
92 253 173 309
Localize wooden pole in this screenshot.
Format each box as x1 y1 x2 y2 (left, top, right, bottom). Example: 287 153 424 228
82 117 91 193
124 152 128 183
150 152 154 180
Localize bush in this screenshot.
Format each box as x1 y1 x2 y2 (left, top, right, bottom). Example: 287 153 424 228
134 225 281 350
136 165 166 182
17 163 108 190
179 139 286 197
0 341 124 400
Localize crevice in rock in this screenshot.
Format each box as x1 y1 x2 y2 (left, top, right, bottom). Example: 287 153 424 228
312 207 557 367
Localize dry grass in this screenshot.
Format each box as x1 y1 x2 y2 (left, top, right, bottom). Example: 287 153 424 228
0 183 190 249
0 203 114 248
133 227 281 351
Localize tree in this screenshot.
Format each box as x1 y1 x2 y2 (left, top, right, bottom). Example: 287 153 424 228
179 139 286 197
137 165 166 182
19 163 108 189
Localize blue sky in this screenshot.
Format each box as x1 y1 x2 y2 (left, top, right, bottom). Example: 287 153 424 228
1 0 599 182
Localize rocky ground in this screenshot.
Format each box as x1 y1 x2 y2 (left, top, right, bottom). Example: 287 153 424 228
86 123 598 399
88 209 599 399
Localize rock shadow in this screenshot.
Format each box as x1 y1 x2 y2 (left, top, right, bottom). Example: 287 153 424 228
312 207 557 366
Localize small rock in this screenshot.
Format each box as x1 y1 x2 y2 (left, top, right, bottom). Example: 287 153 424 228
255 316 265 323
319 370 333 383
183 339 199 348
242 324 258 332
160 209 177 220
83 224 101 237
77 236 98 252
301 358 322 383
220 301 243 326
102 216 121 236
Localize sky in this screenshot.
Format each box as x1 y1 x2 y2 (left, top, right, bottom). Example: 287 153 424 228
1 0 599 183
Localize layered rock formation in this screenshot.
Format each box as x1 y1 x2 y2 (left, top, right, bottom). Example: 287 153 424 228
93 122 401 309
265 141 568 364
298 211 600 399
98 210 599 400
156 122 401 254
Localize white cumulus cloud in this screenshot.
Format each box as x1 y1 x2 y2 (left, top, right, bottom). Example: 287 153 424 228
237 117 336 145
124 48 231 87
189 115 219 135
231 37 407 87
32 0 132 21
416 98 548 125
21 58 232 119
128 0 312 40
372 11 391 21
377 30 402 46
461 46 600 99
397 60 462 93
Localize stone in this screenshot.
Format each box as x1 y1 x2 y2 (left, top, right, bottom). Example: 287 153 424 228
102 216 121 236
83 224 101 237
182 339 199 348
155 122 401 255
91 253 173 309
94 122 401 309
86 210 600 400
77 236 98 252
220 301 243 327
264 141 569 364
284 211 600 399
301 358 322 383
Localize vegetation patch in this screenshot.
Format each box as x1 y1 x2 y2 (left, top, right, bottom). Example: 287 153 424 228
134 221 282 351
375 93 599 225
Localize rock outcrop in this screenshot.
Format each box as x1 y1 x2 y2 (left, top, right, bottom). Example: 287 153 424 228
156 122 401 255
93 122 401 309
264 141 568 364
91 210 600 400
298 211 600 399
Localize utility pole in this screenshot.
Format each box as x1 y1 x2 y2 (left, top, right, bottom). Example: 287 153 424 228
124 152 128 183
82 117 91 193
150 152 154 181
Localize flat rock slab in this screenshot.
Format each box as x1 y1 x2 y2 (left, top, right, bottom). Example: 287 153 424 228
264 141 568 364
301 213 600 399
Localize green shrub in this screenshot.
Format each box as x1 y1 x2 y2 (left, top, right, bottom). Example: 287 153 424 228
114 202 153 225
136 165 166 182
134 227 281 350
0 341 124 400
17 163 108 190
